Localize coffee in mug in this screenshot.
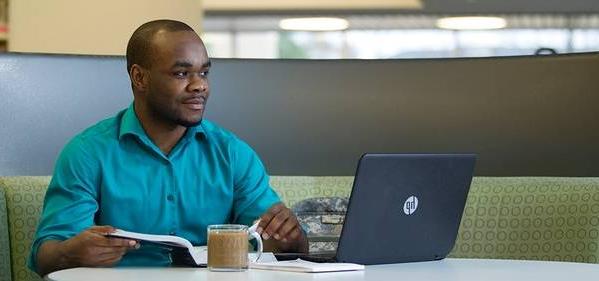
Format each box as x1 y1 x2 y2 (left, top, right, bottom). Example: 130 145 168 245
207 224 262 271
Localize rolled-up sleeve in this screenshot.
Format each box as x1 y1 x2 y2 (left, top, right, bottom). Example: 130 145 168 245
28 136 100 272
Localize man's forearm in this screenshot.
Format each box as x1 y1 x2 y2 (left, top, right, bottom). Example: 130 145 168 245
36 240 73 277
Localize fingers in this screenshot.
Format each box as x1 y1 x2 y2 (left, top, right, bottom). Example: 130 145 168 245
95 235 137 248
278 222 301 243
86 226 137 248
88 225 117 235
81 232 132 256
259 203 302 242
257 203 284 234
264 209 290 240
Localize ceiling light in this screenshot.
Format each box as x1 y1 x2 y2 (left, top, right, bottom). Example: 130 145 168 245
279 17 349 31
436 16 507 30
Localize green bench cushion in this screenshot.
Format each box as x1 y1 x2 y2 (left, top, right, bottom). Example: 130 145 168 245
0 177 49 281
0 187 12 281
3 175 599 281
270 176 599 263
269 176 354 207
449 177 599 263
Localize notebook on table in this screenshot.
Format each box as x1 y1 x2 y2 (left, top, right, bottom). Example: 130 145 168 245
275 153 476 265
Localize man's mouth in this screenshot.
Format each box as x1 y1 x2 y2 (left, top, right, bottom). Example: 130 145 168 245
183 96 206 110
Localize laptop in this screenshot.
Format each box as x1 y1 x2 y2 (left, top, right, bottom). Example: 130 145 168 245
275 153 476 265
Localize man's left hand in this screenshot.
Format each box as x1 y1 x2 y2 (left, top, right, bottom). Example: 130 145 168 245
256 203 308 253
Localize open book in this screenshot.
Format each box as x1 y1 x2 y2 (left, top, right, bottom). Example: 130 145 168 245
106 229 208 266
251 259 365 273
106 229 274 267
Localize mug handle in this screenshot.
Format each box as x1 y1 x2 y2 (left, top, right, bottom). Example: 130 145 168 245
249 230 263 262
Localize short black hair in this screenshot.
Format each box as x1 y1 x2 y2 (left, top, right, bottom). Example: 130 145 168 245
126 19 195 74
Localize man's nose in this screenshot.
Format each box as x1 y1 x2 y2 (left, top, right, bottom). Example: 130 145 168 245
188 75 208 92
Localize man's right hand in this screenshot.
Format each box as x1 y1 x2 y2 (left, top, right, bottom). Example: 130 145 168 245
60 225 137 266
36 225 138 276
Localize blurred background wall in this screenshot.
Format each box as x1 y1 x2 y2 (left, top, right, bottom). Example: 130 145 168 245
1 0 599 57
6 0 202 55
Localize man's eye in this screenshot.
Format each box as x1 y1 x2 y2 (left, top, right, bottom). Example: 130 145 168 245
173 71 187 77
200 71 209 77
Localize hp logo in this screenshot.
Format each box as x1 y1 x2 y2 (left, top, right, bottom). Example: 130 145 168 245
403 196 419 215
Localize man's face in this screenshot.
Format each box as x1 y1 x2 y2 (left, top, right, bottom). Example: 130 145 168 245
143 30 211 128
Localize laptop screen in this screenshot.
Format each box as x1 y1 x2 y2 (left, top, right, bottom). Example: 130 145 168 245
336 153 476 265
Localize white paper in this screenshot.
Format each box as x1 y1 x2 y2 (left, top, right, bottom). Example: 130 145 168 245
251 259 365 273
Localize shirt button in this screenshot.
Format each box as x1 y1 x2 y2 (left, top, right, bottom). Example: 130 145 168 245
167 195 175 201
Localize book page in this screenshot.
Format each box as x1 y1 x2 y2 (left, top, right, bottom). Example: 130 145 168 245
109 229 194 249
107 229 202 264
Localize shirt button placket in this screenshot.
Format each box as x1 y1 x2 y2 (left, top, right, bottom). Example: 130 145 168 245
167 160 178 236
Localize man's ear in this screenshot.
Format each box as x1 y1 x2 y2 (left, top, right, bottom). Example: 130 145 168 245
130 64 148 93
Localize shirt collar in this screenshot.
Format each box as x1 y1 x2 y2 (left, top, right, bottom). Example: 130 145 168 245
118 103 207 142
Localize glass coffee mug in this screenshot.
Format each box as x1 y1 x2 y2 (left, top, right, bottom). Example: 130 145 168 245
207 224 263 271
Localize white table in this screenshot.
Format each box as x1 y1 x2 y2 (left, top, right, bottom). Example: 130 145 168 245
46 258 599 281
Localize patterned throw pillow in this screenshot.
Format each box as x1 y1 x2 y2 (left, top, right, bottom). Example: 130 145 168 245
291 197 348 253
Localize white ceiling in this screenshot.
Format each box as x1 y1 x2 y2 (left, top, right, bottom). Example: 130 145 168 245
204 0 422 11
422 0 599 14
204 0 599 14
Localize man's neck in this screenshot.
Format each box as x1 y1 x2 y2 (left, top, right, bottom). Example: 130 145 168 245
144 123 186 156
134 103 187 156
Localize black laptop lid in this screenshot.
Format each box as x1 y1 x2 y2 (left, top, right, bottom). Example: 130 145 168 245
336 153 476 265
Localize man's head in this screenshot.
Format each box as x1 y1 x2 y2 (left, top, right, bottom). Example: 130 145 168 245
127 19 211 128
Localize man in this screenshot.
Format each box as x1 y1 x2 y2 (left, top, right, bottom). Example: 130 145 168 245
29 19 308 276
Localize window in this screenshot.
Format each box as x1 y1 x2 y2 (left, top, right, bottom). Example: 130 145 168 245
202 14 599 59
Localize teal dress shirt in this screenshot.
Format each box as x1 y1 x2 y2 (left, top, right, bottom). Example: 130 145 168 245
29 104 281 270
